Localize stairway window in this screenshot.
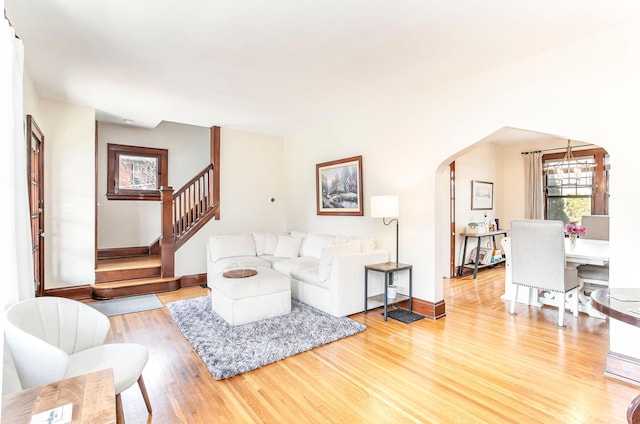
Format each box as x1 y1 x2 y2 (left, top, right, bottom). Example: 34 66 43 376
107 144 168 200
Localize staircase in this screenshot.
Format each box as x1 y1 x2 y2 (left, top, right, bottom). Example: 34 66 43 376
93 162 219 299
93 248 181 299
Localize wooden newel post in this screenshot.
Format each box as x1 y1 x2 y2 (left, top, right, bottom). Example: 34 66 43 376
160 186 175 278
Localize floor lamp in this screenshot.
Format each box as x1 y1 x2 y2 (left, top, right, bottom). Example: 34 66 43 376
370 195 399 265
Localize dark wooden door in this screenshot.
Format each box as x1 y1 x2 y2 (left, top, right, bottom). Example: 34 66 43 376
27 115 45 296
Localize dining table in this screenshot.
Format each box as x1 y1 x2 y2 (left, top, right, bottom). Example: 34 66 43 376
565 238 610 266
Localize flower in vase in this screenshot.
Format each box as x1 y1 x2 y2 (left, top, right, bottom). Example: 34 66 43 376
565 221 587 238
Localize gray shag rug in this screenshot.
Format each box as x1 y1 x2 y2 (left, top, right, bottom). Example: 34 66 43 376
88 294 163 317
167 296 366 380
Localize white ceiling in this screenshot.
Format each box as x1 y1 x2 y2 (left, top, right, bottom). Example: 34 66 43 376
5 0 640 137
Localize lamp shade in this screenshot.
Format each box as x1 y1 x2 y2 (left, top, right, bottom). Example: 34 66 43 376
370 195 399 218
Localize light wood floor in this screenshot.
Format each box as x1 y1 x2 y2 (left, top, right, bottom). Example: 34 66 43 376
109 267 639 423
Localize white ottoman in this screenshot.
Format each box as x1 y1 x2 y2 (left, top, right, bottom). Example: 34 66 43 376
210 267 291 326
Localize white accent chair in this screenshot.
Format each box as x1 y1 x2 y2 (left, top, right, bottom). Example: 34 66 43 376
509 220 580 328
4 296 152 423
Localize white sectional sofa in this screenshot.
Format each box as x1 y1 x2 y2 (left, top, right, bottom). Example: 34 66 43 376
206 231 388 317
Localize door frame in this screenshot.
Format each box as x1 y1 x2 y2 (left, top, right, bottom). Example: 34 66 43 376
27 115 45 296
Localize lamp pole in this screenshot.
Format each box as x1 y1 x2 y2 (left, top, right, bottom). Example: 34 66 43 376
383 217 399 266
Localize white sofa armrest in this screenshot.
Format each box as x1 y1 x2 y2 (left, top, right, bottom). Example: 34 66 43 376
325 249 389 317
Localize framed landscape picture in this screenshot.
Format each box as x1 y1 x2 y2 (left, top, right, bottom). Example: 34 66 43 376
316 155 363 216
471 180 493 210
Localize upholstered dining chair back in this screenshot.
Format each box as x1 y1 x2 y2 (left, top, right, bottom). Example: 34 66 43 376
580 215 609 241
511 220 572 292
509 219 579 327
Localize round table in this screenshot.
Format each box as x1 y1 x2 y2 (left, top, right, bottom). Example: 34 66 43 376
591 288 640 424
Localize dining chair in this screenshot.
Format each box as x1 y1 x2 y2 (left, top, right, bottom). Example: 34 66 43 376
4 296 152 423
500 237 513 297
509 219 579 328
577 215 610 288
580 215 609 241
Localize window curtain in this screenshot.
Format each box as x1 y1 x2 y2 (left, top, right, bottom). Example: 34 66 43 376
523 152 544 219
1 16 33 309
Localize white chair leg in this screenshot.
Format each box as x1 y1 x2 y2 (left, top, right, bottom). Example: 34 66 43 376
510 284 519 316
557 292 566 328
572 288 579 317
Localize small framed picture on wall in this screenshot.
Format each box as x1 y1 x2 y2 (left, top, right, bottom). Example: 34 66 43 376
471 180 493 210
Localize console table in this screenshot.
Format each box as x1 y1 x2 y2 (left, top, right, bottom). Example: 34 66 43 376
364 262 413 321
2 369 116 424
459 230 507 278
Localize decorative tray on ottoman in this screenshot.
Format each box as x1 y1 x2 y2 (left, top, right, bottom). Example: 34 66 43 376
222 269 258 278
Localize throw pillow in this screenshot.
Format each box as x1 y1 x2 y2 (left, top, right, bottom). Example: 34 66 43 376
264 232 283 255
274 235 303 258
208 233 256 262
300 233 336 258
360 238 376 252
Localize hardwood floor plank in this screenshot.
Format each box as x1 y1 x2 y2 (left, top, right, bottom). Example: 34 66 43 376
105 269 639 423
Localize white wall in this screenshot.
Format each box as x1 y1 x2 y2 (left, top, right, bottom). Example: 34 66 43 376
284 22 640 356
453 142 504 272
19 19 640 360
97 121 211 248
35 99 96 289
176 127 287 276
97 122 287 275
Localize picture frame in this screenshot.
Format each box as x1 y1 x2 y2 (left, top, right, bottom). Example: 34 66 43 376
471 180 493 210
468 247 493 265
316 155 363 216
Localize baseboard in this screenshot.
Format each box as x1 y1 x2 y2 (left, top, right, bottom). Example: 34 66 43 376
394 297 446 320
605 351 640 385
181 273 207 287
44 285 93 300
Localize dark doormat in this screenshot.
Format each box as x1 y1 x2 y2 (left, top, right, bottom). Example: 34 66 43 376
387 308 425 324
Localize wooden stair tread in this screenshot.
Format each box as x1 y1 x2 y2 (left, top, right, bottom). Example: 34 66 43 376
92 276 182 299
96 256 161 272
94 277 179 289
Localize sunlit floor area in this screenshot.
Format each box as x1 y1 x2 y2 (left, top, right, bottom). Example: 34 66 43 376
108 266 638 423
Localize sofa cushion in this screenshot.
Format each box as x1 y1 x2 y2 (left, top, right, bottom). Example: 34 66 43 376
318 241 362 281
293 266 324 287
300 233 336 259
274 235 303 258
273 257 318 276
264 232 284 255
208 233 256 262
211 256 272 274
252 232 266 255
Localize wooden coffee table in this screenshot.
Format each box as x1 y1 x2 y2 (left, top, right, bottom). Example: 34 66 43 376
2 369 116 424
